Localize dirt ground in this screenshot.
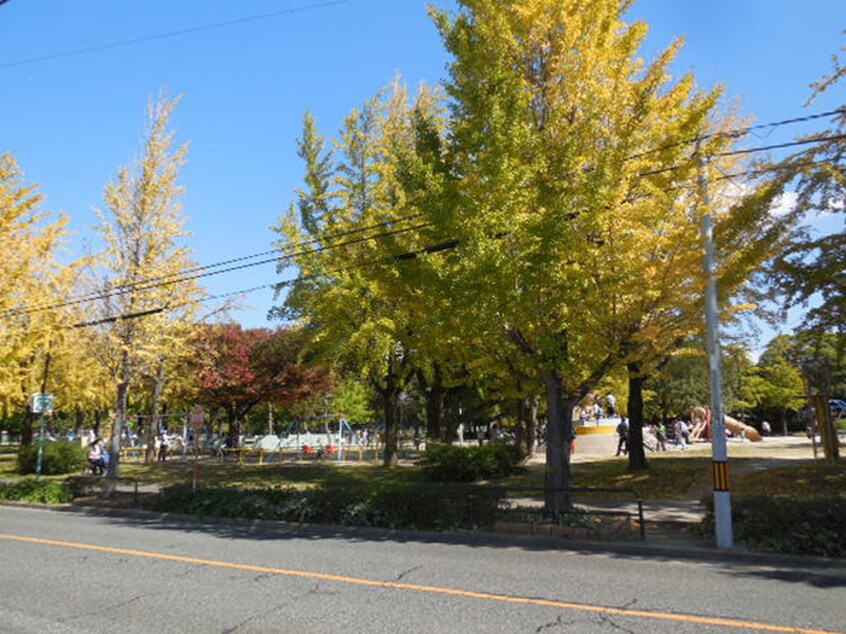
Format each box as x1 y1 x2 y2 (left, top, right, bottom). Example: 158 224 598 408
527 431 828 464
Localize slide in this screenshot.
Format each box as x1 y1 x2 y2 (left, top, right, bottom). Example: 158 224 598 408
724 415 762 441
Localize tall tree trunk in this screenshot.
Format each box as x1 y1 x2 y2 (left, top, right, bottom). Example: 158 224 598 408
73 407 85 437
22 410 34 447
419 366 445 441
517 396 539 456
107 350 131 482
626 361 649 471
817 392 840 464
93 409 102 438
542 369 574 516
379 370 400 467
145 363 166 464
527 395 538 456
515 398 527 452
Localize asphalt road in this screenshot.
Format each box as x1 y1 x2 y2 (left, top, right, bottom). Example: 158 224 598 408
0 505 844 634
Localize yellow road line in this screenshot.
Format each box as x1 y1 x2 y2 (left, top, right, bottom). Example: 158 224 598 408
0 531 840 634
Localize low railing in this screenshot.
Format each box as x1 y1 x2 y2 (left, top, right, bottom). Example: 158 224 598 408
65 475 140 507
459 485 645 541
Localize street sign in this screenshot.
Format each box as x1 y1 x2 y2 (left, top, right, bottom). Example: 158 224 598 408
190 405 205 429
30 393 54 415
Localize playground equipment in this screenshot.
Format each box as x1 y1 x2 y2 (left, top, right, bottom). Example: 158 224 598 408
276 414 358 460
724 415 762 441
690 406 762 442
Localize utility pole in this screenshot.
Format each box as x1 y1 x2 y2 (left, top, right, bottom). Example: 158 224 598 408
696 142 733 549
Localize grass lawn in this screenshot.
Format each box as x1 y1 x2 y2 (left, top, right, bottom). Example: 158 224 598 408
0 451 19 479
505 455 712 499
3 444 843 502
734 462 846 498
119 459 430 492
116 454 711 500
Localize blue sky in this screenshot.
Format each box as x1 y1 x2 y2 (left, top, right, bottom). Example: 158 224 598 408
2 0 843 338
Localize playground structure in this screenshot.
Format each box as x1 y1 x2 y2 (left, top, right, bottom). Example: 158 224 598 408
689 406 762 442
209 414 370 463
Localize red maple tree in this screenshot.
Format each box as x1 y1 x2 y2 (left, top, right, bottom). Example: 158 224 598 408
193 324 330 435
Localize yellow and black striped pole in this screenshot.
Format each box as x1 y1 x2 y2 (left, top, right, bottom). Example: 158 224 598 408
697 144 733 549
712 461 730 492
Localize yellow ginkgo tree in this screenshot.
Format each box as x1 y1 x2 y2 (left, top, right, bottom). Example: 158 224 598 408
0 152 70 444
86 92 203 477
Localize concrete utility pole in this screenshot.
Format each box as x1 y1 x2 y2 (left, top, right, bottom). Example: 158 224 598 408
696 143 733 550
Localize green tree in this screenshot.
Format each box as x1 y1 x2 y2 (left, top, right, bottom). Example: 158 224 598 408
784 331 844 462
755 335 806 435
274 93 421 466
431 0 781 505
329 376 375 424
774 39 846 334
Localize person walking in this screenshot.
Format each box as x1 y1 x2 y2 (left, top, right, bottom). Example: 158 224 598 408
615 417 629 456
656 421 667 451
158 432 169 461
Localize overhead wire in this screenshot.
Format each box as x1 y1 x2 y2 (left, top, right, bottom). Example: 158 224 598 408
8 101 841 319
41 212 423 313
626 107 845 161
637 133 845 179
0 0 351 70
8 213 425 317
6 218 435 318
67 234 463 329
170 235 462 313
12 127 839 319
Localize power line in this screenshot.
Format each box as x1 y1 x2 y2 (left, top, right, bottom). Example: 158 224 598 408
72 307 165 329
174 235 463 313
627 107 845 161
63 213 424 314
713 159 843 184
0 0 351 70
637 133 846 179
9 213 424 317
711 133 846 158
7 220 434 318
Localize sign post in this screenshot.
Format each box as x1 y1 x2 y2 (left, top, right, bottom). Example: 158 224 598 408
189 405 205 491
30 393 54 477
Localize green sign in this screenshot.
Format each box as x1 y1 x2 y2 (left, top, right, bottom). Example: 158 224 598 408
30 393 54 415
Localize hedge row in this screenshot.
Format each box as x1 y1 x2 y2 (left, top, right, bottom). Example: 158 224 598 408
702 496 846 558
17 441 87 475
0 478 73 504
150 484 505 531
424 443 525 482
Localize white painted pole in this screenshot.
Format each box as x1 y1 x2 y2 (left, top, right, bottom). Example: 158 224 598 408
696 144 734 550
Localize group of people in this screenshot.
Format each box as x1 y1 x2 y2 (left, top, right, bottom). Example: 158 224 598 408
86 430 172 474
614 418 694 457
579 392 618 425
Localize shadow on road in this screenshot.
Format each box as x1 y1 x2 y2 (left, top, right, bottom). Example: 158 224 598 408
53 504 846 588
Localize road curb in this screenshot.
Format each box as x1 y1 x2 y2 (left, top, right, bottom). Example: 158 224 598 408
3 500 842 568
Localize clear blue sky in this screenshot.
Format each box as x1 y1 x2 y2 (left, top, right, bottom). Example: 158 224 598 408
2 0 843 337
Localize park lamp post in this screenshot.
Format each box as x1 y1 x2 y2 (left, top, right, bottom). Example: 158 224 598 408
697 144 734 550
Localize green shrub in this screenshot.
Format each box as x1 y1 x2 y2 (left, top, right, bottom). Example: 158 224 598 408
150 484 505 531
702 495 846 558
17 441 87 475
0 478 73 504
424 443 526 482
